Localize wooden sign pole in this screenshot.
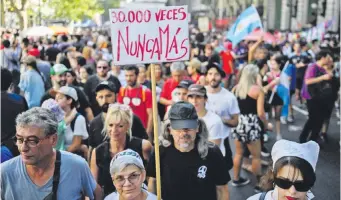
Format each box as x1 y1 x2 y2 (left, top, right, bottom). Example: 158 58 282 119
150 63 162 200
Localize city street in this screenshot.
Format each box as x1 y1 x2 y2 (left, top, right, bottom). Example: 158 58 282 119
228 102 340 199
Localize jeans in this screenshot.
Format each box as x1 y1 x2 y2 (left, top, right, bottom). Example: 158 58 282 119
299 98 328 143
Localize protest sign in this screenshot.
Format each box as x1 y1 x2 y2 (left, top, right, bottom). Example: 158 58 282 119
109 6 190 65
198 17 209 32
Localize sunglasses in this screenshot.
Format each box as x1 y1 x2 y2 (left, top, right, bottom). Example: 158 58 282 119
274 177 311 192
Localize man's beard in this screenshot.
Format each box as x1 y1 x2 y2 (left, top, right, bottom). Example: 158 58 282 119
58 80 66 87
127 80 137 87
210 79 221 88
101 103 110 113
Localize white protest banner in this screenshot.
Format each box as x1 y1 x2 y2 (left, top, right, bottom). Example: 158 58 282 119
109 6 190 65
198 17 209 32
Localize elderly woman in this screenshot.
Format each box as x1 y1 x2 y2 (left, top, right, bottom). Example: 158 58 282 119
248 140 319 200
90 103 153 197
105 149 157 200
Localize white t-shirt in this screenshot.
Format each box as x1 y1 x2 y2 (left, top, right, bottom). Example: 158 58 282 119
247 190 315 200
201 111 226 155
104 190 157 200
205 87 240 138
64 114 89 148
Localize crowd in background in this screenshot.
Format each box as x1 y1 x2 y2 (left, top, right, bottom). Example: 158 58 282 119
0 26 340 200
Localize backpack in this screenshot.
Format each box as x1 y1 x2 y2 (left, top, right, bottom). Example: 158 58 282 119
70 112 89 146
70 112 81 133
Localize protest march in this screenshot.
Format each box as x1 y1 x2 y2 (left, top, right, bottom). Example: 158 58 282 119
1 1 340 200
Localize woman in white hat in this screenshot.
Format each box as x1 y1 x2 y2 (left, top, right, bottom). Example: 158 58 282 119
247 139 320 200
105 149 157 200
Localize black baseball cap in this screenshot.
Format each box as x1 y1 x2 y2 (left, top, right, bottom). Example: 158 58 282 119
95 81 116 93
168 101 198 130
205 63 226 78
176 79 194 89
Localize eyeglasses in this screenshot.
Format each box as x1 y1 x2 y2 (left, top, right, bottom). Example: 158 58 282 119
16 135 50 148
97 66 108 70
274 177 311 192
113 173 141 186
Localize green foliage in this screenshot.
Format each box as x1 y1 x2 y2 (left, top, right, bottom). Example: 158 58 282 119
48 0 104 21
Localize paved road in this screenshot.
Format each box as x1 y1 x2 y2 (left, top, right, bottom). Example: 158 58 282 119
227 104 340 200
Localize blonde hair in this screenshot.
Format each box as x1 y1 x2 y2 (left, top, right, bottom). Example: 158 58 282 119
235 64 259 99
82 46 92 60
102 104 134 140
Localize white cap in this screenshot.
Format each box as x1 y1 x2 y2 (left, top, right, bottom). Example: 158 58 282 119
272 140 320 171
58 86 78 101
109 149 144 175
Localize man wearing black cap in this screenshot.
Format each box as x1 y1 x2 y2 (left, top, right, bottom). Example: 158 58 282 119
205 63 240 171
173 79 194 102
88 81 148 160
164 79 194 121
147 101 230 200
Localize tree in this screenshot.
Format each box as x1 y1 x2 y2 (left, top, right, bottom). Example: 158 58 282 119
4 0 28 29
48 0 104 21
201 0 219 19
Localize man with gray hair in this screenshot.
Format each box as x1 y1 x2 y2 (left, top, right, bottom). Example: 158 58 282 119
159 62 186 108
1 107 103 199
147 101 230 200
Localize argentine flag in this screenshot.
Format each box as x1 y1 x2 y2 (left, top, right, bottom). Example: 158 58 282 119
227 6 263 47
270 62 291 117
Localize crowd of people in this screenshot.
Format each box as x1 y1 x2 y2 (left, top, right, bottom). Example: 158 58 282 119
0 26 340 200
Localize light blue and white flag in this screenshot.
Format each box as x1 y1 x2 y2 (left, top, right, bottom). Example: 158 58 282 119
268 61 291 117
227 6 263 47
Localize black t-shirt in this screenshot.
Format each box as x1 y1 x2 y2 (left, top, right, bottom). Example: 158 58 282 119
147 145 231 200
88 113 148 148
40 86 91 121
95 136 144 196
290 54 309 79
1 92 28 142
84 75 121 116
45 47 61 62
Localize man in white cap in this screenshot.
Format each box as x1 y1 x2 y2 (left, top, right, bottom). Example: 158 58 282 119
40 63 94 122
55 86 88 155
147 101 230 200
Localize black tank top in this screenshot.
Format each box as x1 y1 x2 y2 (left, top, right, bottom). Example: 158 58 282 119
237 95 258 115
96 135 144 196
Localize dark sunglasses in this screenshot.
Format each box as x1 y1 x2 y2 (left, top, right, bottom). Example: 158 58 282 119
274 177 311 192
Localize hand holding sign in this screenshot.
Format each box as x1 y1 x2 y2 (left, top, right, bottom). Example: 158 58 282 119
109 6 190 65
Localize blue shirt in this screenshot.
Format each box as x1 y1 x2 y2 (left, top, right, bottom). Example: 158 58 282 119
18 69 45 108
1 151 97 200
284 63 296 91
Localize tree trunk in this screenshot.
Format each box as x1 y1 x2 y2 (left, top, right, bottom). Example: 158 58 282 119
0 0 4 26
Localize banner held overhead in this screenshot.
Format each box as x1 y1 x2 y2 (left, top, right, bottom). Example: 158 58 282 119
109 6 190 65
